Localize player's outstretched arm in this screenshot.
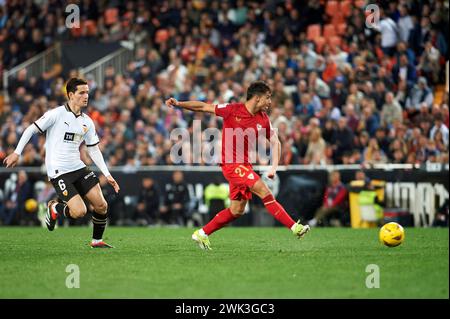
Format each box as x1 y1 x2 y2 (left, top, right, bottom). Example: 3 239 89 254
165 97 215 114
3 124 40 168
86 144 120 193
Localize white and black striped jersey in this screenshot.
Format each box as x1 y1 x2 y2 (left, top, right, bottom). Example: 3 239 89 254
33 104 100 179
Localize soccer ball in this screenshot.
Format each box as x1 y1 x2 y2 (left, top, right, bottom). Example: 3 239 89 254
379 222 405 247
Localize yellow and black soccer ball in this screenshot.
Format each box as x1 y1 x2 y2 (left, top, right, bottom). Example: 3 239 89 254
379 222 405 247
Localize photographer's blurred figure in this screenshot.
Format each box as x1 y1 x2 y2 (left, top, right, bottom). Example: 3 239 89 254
355 170 371 185
134 177 160 226
309 171 349 227
2 170 33 225
160 171 190 225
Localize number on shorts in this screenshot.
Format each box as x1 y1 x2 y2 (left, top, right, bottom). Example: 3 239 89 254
234 167 246 178
58 179 66 191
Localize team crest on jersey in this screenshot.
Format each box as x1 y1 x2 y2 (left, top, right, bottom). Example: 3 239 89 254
82 124 88 133
235 116 241 122
256 124 262 130
248 173 255 180
63 190 68 197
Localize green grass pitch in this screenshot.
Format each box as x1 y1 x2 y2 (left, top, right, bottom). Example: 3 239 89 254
0 227 448 299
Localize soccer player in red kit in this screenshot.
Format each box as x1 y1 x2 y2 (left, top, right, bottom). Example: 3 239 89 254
165 81 309 250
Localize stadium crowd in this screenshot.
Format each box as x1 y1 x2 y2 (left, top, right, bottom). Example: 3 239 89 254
1 0 449 168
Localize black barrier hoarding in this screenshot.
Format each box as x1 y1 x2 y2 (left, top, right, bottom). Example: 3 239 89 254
0 167 448 227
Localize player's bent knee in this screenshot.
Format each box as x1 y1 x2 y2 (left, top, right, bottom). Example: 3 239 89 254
70 207 87 219
251 180 271 198
256 186 271 199
95 200 108 214
230 208 245 216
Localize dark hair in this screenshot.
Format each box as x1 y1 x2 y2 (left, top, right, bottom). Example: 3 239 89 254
66 78 87 98
246 81 271 101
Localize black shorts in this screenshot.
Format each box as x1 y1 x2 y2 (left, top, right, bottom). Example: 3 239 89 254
50 167 99 202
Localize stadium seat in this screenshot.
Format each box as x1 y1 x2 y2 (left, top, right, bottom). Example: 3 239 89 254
336 23 347 35
328 35 342 48
331 12 346 25
340 0 353 17
104 7 119 26
155 29 169 43
307 24 322 41
313 36 327 53
434 85 446 104
323 24 336 38
354 0 367 9
325 1 339 17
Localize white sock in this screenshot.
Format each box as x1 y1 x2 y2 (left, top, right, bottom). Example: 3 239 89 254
51 202 58 215
199 229 207 237
92 239 102 244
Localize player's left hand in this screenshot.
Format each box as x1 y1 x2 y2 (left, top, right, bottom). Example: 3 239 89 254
267 168 277 179
107 175 120 193
165 97 178 108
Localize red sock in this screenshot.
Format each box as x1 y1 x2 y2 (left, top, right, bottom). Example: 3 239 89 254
262 194 296 229
203 208 239 235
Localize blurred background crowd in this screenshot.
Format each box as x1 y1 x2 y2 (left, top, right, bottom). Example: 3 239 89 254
1 0 449 168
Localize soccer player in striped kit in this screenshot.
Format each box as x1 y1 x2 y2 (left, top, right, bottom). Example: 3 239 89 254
4 78 120 248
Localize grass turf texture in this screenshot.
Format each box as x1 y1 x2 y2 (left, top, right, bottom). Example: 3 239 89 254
0 227 448 299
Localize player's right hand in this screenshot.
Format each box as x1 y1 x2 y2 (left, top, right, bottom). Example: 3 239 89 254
3 152 19 168
106 175 120 193
165 97 178 108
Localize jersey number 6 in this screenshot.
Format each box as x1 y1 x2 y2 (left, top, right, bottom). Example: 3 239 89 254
58 180 66 191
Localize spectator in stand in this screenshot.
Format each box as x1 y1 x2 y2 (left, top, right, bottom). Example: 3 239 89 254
406 77 434 117
305 127 326 165
343 103 360 132
375 8 399 57
331 117 354 164
418 41 441 85
392 53 417 91
330 75 348 110
363 138 388 165
430 114 449 148
397 4 414 44
381 92 403 128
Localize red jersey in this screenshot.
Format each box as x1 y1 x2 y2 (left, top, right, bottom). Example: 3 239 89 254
215 102 274 164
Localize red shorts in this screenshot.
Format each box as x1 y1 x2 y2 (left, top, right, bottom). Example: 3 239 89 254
221 164 260 201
